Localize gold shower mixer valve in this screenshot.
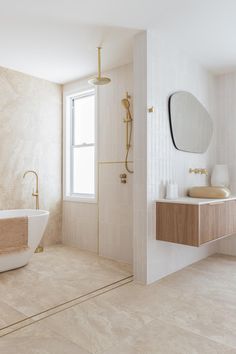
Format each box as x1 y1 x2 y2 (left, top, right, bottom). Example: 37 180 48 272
120 173 127 184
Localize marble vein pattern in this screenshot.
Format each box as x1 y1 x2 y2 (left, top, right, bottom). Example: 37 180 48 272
0 322 90 354
1 253 236 353
0 245 132 328
0 66 62 246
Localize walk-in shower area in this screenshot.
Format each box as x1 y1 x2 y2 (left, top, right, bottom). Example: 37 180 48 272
63 62 134 266
0 26 138 338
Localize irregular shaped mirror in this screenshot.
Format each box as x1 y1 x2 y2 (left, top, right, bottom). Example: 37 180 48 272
169 91 213 153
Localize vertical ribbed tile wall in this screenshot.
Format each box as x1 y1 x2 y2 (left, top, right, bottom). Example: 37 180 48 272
133 32 148 283
98 64 133 264
216 73 236 255
146 31 218 283
62 202 98 252
63 64 133 264
0 66 62 245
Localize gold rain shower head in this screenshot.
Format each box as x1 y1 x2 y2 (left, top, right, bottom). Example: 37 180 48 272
88 47 111 86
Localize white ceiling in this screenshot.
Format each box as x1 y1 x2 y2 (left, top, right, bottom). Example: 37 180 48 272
1 0 236 83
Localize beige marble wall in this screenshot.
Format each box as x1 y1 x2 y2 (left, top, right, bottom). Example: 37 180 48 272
0 66 62 245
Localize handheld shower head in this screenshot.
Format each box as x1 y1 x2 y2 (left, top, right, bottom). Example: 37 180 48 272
121 98 130 110
122 98 132 121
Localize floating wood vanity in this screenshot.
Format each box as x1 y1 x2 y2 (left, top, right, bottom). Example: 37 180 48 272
156 197 236 246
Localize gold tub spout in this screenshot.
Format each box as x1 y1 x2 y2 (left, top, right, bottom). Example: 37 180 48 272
23 170 39 210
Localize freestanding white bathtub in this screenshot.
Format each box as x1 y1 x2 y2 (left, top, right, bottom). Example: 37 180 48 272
0 209 49 272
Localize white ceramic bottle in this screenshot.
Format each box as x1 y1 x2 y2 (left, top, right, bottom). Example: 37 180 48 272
211 164 229 187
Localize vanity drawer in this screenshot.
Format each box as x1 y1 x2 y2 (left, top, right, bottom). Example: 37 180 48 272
156 202 199 246
156 199 236 247
200 200 236 243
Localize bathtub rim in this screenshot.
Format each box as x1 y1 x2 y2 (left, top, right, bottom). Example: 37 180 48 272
0 209 49 219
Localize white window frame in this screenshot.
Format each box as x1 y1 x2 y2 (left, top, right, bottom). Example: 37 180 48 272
63 86 98 203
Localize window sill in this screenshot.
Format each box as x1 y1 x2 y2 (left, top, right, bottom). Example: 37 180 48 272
63 195 97 204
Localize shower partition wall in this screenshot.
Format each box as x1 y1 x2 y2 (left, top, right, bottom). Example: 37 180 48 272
63 63 133 266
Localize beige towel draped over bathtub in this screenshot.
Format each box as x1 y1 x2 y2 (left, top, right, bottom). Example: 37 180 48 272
0 217 28 254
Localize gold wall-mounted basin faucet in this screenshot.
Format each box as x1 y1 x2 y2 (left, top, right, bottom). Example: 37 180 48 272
189 168 208 175
23 170 39 209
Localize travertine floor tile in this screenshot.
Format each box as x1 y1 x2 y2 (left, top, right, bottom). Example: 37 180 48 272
2 252 236 354
189 253 236 278
158 265 236 306
154 290 236 349
42 293 151 354
0 301 27 328
0 321 90 354
83 281 182 322
0 244 131 324
101 319 236 354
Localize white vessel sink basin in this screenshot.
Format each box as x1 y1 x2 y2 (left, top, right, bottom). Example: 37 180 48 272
188 186 231 199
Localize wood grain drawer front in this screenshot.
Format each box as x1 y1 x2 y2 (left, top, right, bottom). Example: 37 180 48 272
199 201 236 244
229 200 236 233
156 203 199 246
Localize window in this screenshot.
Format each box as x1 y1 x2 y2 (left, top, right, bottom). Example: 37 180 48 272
64 88 97 202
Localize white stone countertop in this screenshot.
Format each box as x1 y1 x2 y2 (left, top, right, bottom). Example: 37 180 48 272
156 196 236 205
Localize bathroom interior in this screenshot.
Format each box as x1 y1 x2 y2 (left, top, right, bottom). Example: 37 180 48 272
2 3 236 350
0 25 141 331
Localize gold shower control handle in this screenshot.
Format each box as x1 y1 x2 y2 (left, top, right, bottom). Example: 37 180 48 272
120 173 127 184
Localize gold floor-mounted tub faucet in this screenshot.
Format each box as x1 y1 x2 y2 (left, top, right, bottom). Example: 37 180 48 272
23 170 43 253
23 170 39 210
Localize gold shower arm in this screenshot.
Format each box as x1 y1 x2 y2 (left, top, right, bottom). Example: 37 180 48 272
97 47 101 79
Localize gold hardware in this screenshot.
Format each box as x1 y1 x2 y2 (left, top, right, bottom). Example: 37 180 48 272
120 173 127 184
189 168 208 175
121 92 133 174
23 170 43 253
88 47 111 86
35 246 44 253
23 170 39 209
148 106 155 113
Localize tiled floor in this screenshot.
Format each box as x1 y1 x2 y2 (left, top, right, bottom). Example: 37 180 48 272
1 253 236 353
0 245 132 329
